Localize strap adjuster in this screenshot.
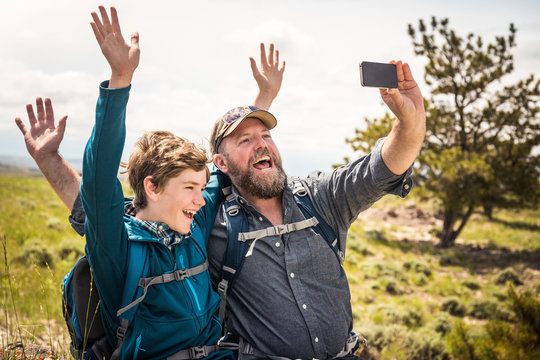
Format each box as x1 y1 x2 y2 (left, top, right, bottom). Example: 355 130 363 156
116 325 127 341
174 269 188 281
189 346 207 359
217 281 228 295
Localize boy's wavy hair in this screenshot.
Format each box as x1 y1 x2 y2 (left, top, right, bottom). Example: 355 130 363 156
122 131 210 210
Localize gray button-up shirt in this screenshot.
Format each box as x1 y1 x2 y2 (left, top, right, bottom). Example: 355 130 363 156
207 138 413 359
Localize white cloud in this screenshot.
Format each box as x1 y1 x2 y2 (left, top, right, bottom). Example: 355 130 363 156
1 0 539 176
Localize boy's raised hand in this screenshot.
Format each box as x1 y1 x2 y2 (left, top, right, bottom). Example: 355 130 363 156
90 6 140 88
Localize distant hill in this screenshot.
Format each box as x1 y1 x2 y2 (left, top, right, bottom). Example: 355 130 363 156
0 154 82 174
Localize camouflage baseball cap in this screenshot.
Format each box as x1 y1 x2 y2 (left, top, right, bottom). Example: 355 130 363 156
209 106 277 154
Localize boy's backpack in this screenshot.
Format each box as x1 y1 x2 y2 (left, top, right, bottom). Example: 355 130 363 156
215 177 344 330
61 241 149 360
62 235 214 360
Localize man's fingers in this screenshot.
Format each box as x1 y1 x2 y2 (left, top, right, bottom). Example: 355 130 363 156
268 43 274 67
260 43 268 68
56 115 68 137
110 6 121 34
44 98 55 128
250 57 261 78
36 97 45 122
98 6 112 33
402 62 414 81
395 60 405 82
14 117 28 135
26 104 37 126
280 61 286 73
275 49 279 67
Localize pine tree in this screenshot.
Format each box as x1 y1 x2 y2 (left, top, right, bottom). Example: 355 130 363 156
346 17 539 247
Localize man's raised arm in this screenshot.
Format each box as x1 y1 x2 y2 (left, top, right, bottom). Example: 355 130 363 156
379 60 426 175
15 98 80 210
251 43 286 110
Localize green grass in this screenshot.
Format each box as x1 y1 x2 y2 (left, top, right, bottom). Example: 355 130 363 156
1 173 539 359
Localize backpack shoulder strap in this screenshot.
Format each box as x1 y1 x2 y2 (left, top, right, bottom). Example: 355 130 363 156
291 177 344 265
111 241 150 359
216 186 249 328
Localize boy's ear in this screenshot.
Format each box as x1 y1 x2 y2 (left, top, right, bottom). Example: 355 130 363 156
143 176 160 202
213 154 229 174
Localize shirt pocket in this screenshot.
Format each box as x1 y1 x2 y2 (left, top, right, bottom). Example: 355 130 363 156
308 233 342 282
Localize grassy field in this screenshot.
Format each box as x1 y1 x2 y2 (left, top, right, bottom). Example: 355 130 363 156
0 173 539 359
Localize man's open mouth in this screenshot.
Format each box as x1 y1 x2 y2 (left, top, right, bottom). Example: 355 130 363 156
252 155 273 170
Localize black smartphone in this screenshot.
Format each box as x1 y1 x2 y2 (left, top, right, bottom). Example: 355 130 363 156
359 61 398 89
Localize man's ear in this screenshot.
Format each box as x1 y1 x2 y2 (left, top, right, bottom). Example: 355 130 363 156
143 176 160 202
213 154 229 174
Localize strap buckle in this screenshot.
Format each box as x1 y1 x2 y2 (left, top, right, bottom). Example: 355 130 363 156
275 224 289 235
217 280 228 295
174 269 188 281
116 324 127 341
188 346 208 359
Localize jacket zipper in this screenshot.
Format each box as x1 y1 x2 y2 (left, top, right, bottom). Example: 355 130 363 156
179 254 202 312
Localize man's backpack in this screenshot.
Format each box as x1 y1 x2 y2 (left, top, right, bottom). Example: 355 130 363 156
215 177 345 330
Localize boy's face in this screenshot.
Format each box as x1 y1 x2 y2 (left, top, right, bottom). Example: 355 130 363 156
154 168 207 234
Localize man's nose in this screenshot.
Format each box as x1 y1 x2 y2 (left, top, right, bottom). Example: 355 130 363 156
254 134 269 150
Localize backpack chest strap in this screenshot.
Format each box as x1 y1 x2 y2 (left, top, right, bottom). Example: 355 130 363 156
238 217 319 241
116 260 209 317
240 217 319 257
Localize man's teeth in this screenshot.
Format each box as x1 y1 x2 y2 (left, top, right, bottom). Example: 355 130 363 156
255 155 271 163
183 210 196 215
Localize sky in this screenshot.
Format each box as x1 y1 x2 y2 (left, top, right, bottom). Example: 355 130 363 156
0 0 538 176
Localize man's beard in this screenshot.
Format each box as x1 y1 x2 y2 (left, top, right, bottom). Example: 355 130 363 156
225 149 287 199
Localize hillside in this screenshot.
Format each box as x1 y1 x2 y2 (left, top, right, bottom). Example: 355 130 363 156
0 173 539 359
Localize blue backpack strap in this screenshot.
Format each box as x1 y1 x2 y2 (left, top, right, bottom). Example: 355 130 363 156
291 177 344 265
111 240 150 360
216 186 249 329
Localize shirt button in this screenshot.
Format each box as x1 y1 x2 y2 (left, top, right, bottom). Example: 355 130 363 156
275 242 281 247
258 217 263 221
158 225 164 231
404 184 410 190
290 272 295 278
302 304 307 309
239 199 244 204
314 337 319 343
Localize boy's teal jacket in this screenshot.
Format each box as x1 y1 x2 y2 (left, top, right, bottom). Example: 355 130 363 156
80 81 231 359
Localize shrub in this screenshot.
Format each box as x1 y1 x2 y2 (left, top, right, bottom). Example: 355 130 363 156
468 298 498 320
407 328 450 360
372 305 402 325
46 217 63 231
439 254 454 266
430 313 452 335
411 273 429 286
461 279 481 290
447 287 540 359
14 240 54 268
402 307 424 328
494 268 523 286
403 259 432 276
442 297 466 317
